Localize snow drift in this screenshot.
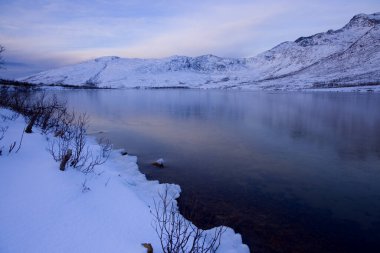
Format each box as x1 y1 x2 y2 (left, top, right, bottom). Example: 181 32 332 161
0 108 249 253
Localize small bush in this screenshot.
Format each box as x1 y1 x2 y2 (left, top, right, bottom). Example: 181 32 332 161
152 186 226 253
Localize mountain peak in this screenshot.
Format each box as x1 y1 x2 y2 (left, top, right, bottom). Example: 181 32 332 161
346 12 380 28
20 13 380 90
94 56 120 62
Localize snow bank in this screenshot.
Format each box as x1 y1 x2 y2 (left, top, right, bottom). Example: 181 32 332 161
0 109 249 253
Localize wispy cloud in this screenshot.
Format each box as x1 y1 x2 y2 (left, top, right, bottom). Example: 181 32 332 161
0 0 379 78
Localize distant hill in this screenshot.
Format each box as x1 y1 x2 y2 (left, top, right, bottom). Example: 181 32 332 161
21 13 380 90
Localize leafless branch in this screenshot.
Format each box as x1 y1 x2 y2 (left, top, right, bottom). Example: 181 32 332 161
8 141 16 154
15 127 25 153
0 45 4 68
1 87 112 173
0 126 8 141
81 179 91 193
151 185 226 253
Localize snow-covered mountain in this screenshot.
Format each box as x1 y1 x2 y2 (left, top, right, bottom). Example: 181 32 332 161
22 55 249 89
21 13 380 90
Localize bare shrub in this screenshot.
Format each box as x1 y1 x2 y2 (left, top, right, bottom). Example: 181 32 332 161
0 126 7 141
24 92 47 133
0 45 4 69
142 243 154 253
0 126 6 155
79 138 112 174
70 113 89 168
47 112 80 171
0 110 24 155
24 93 67 134
2 88 32 115
0 87 112 173
48 112 112 174
39 95 67 133
81 179 91 193
54 110 75 139
0 112 19 122
8 141 16 154
48 133 72 162
59 149 72 171
99 138 112 159
80 154 101 174
152 186 226 253
47 112 75 164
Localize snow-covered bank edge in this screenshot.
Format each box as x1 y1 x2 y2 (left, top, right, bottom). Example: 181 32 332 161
306 85 380 92
3 81 380 93
42 83 380 92
0 108 250 253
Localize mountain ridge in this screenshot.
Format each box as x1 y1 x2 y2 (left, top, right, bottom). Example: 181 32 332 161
20 12 380 90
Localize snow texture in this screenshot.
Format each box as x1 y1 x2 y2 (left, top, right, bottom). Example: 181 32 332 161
155 158 164 166
20 13 380 91
0 109 249 253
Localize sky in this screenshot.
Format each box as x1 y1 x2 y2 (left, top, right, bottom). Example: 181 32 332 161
0 0 379 78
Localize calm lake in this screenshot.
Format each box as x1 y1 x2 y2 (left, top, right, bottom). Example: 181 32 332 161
57 89 380 253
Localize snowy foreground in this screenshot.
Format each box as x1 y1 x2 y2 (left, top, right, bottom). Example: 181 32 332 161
0 109 249 253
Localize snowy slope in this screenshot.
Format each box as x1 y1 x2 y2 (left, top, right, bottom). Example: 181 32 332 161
247 13 378 78
21 13 380 90
0 108 249 253
240 12 380 90
22 55 248 89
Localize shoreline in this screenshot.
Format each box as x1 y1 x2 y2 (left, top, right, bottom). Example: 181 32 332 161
0 107 250 253
2 79 380 92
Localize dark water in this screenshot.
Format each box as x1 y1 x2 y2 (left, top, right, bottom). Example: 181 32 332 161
58 89 380 253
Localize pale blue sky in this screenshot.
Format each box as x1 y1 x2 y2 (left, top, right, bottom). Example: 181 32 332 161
0 0 379 78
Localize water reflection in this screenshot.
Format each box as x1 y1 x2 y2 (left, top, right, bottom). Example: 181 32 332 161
54 89 380 253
